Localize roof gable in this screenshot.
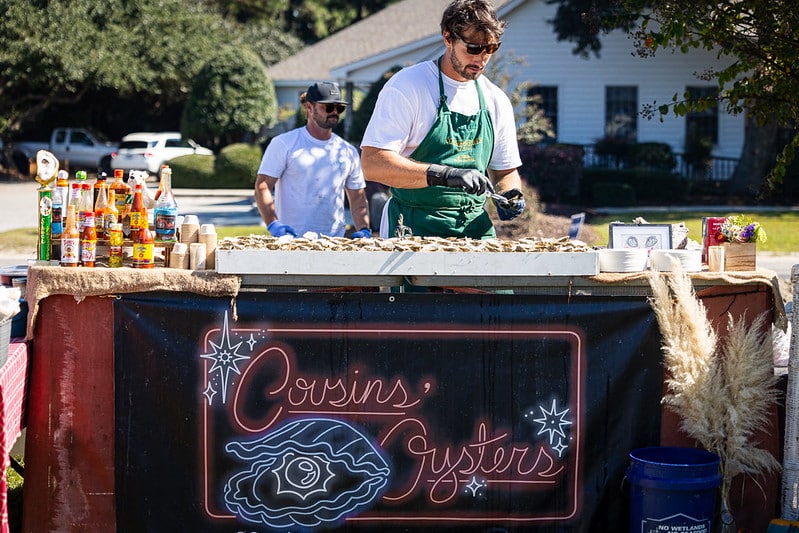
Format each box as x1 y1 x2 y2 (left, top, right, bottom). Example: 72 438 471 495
268 0 519 84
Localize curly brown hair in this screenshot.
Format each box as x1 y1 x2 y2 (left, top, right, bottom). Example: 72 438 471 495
440 0 506 41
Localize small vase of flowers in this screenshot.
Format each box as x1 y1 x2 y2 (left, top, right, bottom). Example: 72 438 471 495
716 215 766 271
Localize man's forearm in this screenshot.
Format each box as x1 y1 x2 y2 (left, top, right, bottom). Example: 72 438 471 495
347 189 371 230
361 147 429 189
254 174 278 225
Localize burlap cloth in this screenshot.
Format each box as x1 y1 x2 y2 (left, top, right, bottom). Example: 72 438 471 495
25 265 241 339
23 265 786 339
590 267 788 331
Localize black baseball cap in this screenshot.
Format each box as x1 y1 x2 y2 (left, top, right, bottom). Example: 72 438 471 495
306 81 347 105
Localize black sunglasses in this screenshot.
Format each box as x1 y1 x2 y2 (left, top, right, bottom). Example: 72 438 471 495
453 32 501 55
319 103 346 113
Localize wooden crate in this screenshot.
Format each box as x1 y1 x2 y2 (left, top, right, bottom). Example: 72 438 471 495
723 242 756 271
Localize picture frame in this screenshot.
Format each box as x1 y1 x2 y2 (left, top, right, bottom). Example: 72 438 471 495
608 223 672 250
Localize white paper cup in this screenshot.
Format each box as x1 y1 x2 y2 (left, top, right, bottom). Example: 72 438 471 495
169 242 189 269
189 243 206 270
708 245 725 272
180 215 200 243
199 224 217 270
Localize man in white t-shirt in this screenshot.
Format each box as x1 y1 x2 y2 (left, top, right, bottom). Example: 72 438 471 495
361 0 524 239
255 81 371 238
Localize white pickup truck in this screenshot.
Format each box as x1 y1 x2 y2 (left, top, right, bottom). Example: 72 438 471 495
11 127 118 175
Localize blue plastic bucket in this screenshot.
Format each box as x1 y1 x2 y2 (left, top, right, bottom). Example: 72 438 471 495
627 446 721 533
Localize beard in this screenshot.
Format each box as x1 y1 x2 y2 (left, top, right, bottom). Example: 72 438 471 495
312 108 340 130
448 48 484 81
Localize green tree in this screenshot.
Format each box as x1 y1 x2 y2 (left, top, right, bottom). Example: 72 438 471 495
0 0 233 139
630 0 799 195
547 0 643 58
181 47 277 148
547 0 799 196
237 21 304 68
279 0 397 43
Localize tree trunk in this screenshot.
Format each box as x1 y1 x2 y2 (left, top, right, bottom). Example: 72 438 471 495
729 113 779 198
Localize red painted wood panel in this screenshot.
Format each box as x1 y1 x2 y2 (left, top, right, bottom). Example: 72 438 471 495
23 295 116 533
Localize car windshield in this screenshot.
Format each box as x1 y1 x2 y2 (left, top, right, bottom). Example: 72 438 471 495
165 138 189 148
119 141 149 150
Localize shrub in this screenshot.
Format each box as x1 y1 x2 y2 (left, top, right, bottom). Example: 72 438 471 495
592 182 637 207
581 168 690 205
214 143 263 188
168 154 215 188
594 136 631 167
626 142 676 171
518 143 584 202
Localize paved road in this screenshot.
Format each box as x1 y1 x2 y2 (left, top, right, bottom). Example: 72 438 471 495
1 181 797 293
0 182 262 233
0 181 262 266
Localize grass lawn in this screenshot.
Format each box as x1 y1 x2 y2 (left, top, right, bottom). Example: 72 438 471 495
585 211 799 252
2 211 798 254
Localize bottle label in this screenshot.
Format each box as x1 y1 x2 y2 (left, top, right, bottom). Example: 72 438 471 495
83 212 95 230
81 239 97 265
104 213 118 238
132 243 154 268
109 246 123 268
51 205 63 237
95 210 105 233
130 211 145 230
61 237 80 265
155 210 178 241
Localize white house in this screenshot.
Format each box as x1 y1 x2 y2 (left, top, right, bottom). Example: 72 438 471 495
267 0 743 161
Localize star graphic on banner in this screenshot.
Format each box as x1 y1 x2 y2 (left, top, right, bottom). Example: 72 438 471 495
532 398 572 447
465 476 486 497
203 382 217 405
553 439 568 457
200 311 250 404
246 334 257 351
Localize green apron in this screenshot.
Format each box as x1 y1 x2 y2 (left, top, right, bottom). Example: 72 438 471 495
387 59 495 239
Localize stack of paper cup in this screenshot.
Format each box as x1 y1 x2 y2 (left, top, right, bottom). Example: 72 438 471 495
199 223 217 270
181 214 200 244
170 242 189 269
189 243 206 270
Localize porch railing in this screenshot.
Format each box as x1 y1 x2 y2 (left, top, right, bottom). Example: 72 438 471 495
581 144 739 182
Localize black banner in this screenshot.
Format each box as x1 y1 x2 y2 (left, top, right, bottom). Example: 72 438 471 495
114 291 663 532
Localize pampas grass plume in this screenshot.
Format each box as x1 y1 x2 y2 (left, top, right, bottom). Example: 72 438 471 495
648 266 780 504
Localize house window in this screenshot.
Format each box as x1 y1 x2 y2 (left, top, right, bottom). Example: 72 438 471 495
685 86 718 144
528 85 558 137
605 86 638 141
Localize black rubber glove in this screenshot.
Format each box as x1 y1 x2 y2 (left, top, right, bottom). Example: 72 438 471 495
426 164 494 195
494 188 526 220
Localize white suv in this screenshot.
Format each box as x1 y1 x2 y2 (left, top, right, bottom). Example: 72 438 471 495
111 131 213 175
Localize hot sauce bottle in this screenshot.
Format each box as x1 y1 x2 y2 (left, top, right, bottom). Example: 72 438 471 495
94 179 109 237
110 169 130 237
132 226 154 269
129 181 146 242
108 222 124 268
60 204 80 267
104 189 119 239
81 209 97 267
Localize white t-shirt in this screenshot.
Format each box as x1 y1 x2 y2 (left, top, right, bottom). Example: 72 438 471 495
258 127 365 237
361 60 522 171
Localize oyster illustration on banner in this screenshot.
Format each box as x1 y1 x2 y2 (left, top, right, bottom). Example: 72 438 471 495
223 417 391 529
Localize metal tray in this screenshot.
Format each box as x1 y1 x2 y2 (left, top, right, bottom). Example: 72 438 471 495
216 249 599 285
